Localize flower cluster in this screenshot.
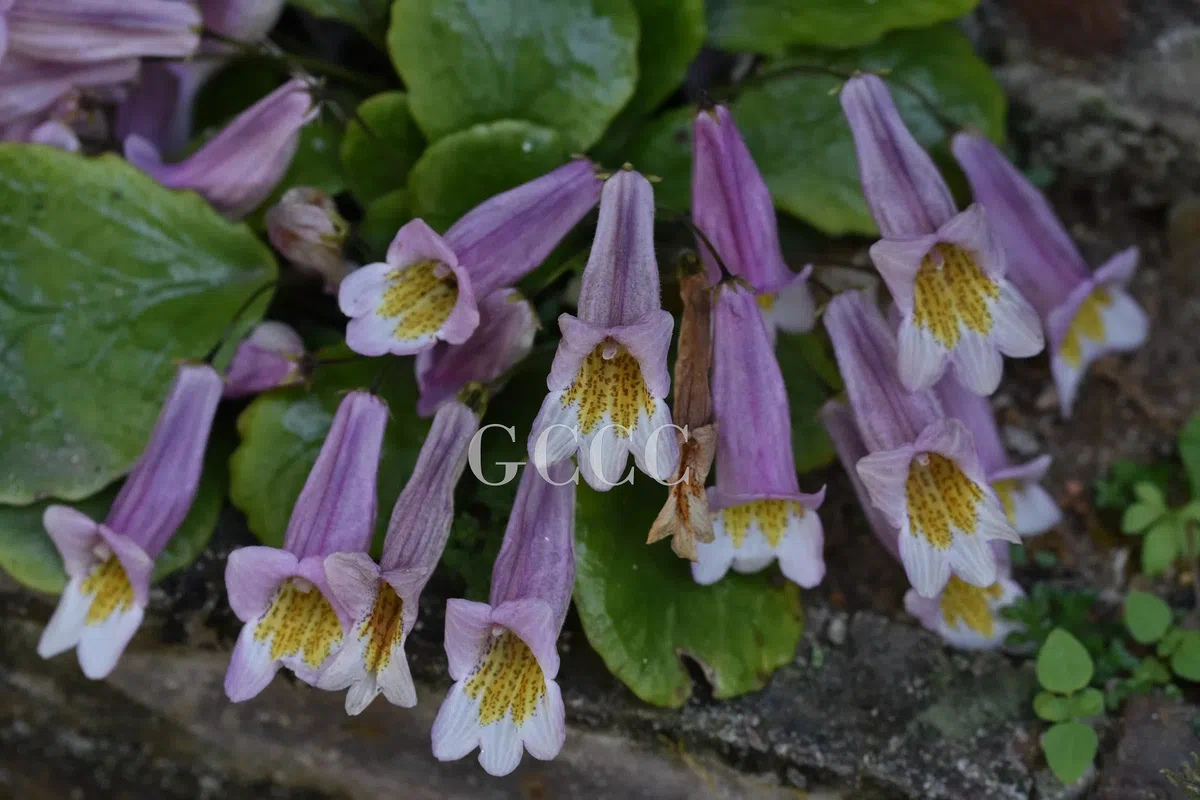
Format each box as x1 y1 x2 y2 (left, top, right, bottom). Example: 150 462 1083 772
1 1 288 170
22 7 1153 772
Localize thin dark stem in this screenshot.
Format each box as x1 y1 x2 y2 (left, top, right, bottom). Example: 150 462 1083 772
205 281 278 364
656 206 735 282
200 30 387 93
369 356 399 395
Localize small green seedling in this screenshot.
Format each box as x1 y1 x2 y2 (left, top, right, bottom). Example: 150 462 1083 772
1035 628 1100 784
1120 483 1200 575
1122 591 1200 683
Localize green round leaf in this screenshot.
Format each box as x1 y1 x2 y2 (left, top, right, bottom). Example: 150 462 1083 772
0 432 231 593
1037 628 1094 694
1040 722 1098 785
1142 518 1180 575
0 146 276 504
1069 687 1105 719
341 92 427 204
1123 590 1173 644
1121 501 1164 534
777 332 841 473
388 0 639 150
705 0 979 53
360 189 412 261
229 349 431 555
731 25 1006 236
1033 691 1071 723
407 120 570 232
627 106 694 212
1132 481 1166 509
574 478 804 707
1171 631 1200 682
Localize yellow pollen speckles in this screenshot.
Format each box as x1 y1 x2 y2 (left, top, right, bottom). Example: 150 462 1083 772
464 630 545 727
720 499 803 548
912 243 1001 347
939 576 1005 636
1058 287 1113 367
254 579 343 668
905 453 985 549
992 479 1018 525
377 259 458 340
358 583 404 675
560 342 655 435
81 556 134 625
756 293 777 312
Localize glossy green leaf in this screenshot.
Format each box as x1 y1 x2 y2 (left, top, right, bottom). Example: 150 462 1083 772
1041 722 1098 785
1171 631 1200 682
1033 691 1070 723
1142 517 1180 575
594 0 705 160
706 0 979 53
627 106 694 212
1158 628 1185 658
388 0 639 150
777 331 841 473
407 120 570 232
1124 591 1173 644
1069 687 1105 719
288 0 390 43
0 146 276 504
731 26 1006 235
229 348 431 555
1181 413 1200 500
0 431 232 593
574 478 804 707
1037 628 1094 694
359 189 412 261
341 92 427 204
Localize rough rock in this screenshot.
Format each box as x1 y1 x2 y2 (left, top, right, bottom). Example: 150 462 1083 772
1092 696 1200 800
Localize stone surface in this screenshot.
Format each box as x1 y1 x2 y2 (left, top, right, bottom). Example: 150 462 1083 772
1093 696 1200 800
0 563 1037 800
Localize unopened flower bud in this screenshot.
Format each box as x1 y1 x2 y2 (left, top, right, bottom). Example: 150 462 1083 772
266 187 351 292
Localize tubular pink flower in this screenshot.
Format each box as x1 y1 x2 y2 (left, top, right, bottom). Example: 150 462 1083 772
840 75 1043 395
824 291 1018 598
527 168 679 491
951 132 1149 416
415 289 537 417
6 0 200 64
223 391 387 702
934 376 1061 537
431 461 575 776
115 59 223 156
693 282 825 587
266 187 352 293
0 54 138 129
823 400 1025 649
199 0 284 41
820 400 899 560
318 399 481 714
223 321 306 399
125 78 318 220
38 364 223 679
339 160 601 358
692 104 815 339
